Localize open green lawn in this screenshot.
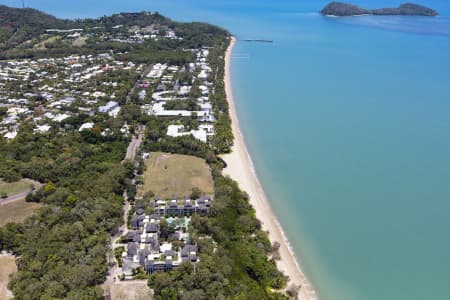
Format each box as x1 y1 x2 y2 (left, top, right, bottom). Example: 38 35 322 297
0 199 42 227
142 152 214 199
0 179 37 197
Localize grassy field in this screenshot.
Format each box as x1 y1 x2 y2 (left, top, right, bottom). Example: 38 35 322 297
142 152 214 199
0 179 37 197
0 255 17 300
33 36 60 50
110 281 153 300
0 199 42 227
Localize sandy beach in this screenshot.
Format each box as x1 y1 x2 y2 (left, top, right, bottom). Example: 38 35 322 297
221 36 317 300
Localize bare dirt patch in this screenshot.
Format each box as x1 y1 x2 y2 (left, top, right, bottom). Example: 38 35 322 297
0 254 17 300
73 36 87 47
109 281 153 300
0 199 42 227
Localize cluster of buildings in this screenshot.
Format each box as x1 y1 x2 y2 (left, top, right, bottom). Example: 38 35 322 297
98 100 121 117
167 124 214 143
121 195 213 277
0 53 139 139
139 48 217 143
148 196 213 217
43 20 182 47
110 27 181 44
1 21 219 145
104 23 182 44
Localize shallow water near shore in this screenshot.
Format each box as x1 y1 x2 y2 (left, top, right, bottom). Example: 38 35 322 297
3 0 450 299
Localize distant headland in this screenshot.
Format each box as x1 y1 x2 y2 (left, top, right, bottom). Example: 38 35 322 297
321 2 438 17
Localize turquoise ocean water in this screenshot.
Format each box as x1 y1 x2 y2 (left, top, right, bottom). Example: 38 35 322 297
3 0 450 299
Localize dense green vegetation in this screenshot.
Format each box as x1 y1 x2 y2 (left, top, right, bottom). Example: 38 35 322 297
208 44 234 153
0 5 228 60
0 5 70 50
0 124 131 298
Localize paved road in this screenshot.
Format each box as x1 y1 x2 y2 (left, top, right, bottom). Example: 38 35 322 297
0 190 30 205
125 65 153 104
124 129 143 161
0 181 42 205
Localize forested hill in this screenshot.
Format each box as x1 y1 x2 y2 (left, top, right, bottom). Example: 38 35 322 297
0 5 68 27
0 5 227 58
0 5 71 48
320 2 438 16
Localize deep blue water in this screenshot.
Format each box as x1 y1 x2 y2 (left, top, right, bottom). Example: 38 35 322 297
3 1 450 299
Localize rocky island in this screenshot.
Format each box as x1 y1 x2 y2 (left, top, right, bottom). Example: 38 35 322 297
321 2 438 17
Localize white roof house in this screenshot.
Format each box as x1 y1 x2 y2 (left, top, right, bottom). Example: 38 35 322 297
198 70 208 80
191 130 207 143
3 131 17 140
160 243 173 252
199 124 214 136
155 110 192 117
178 86 191 96
99 101 119 113
167 124 208 143
52 113 71 122
34 124 51 133
1 115 17 125
200 103 212 113
147 63 167 79
167 125 185 137
152 91 175 101
79 122 94 131
92 91 106 98
108 106 121 118
7 107 29 115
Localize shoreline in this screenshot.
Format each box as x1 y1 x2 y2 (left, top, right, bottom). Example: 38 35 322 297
221 36 317 300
